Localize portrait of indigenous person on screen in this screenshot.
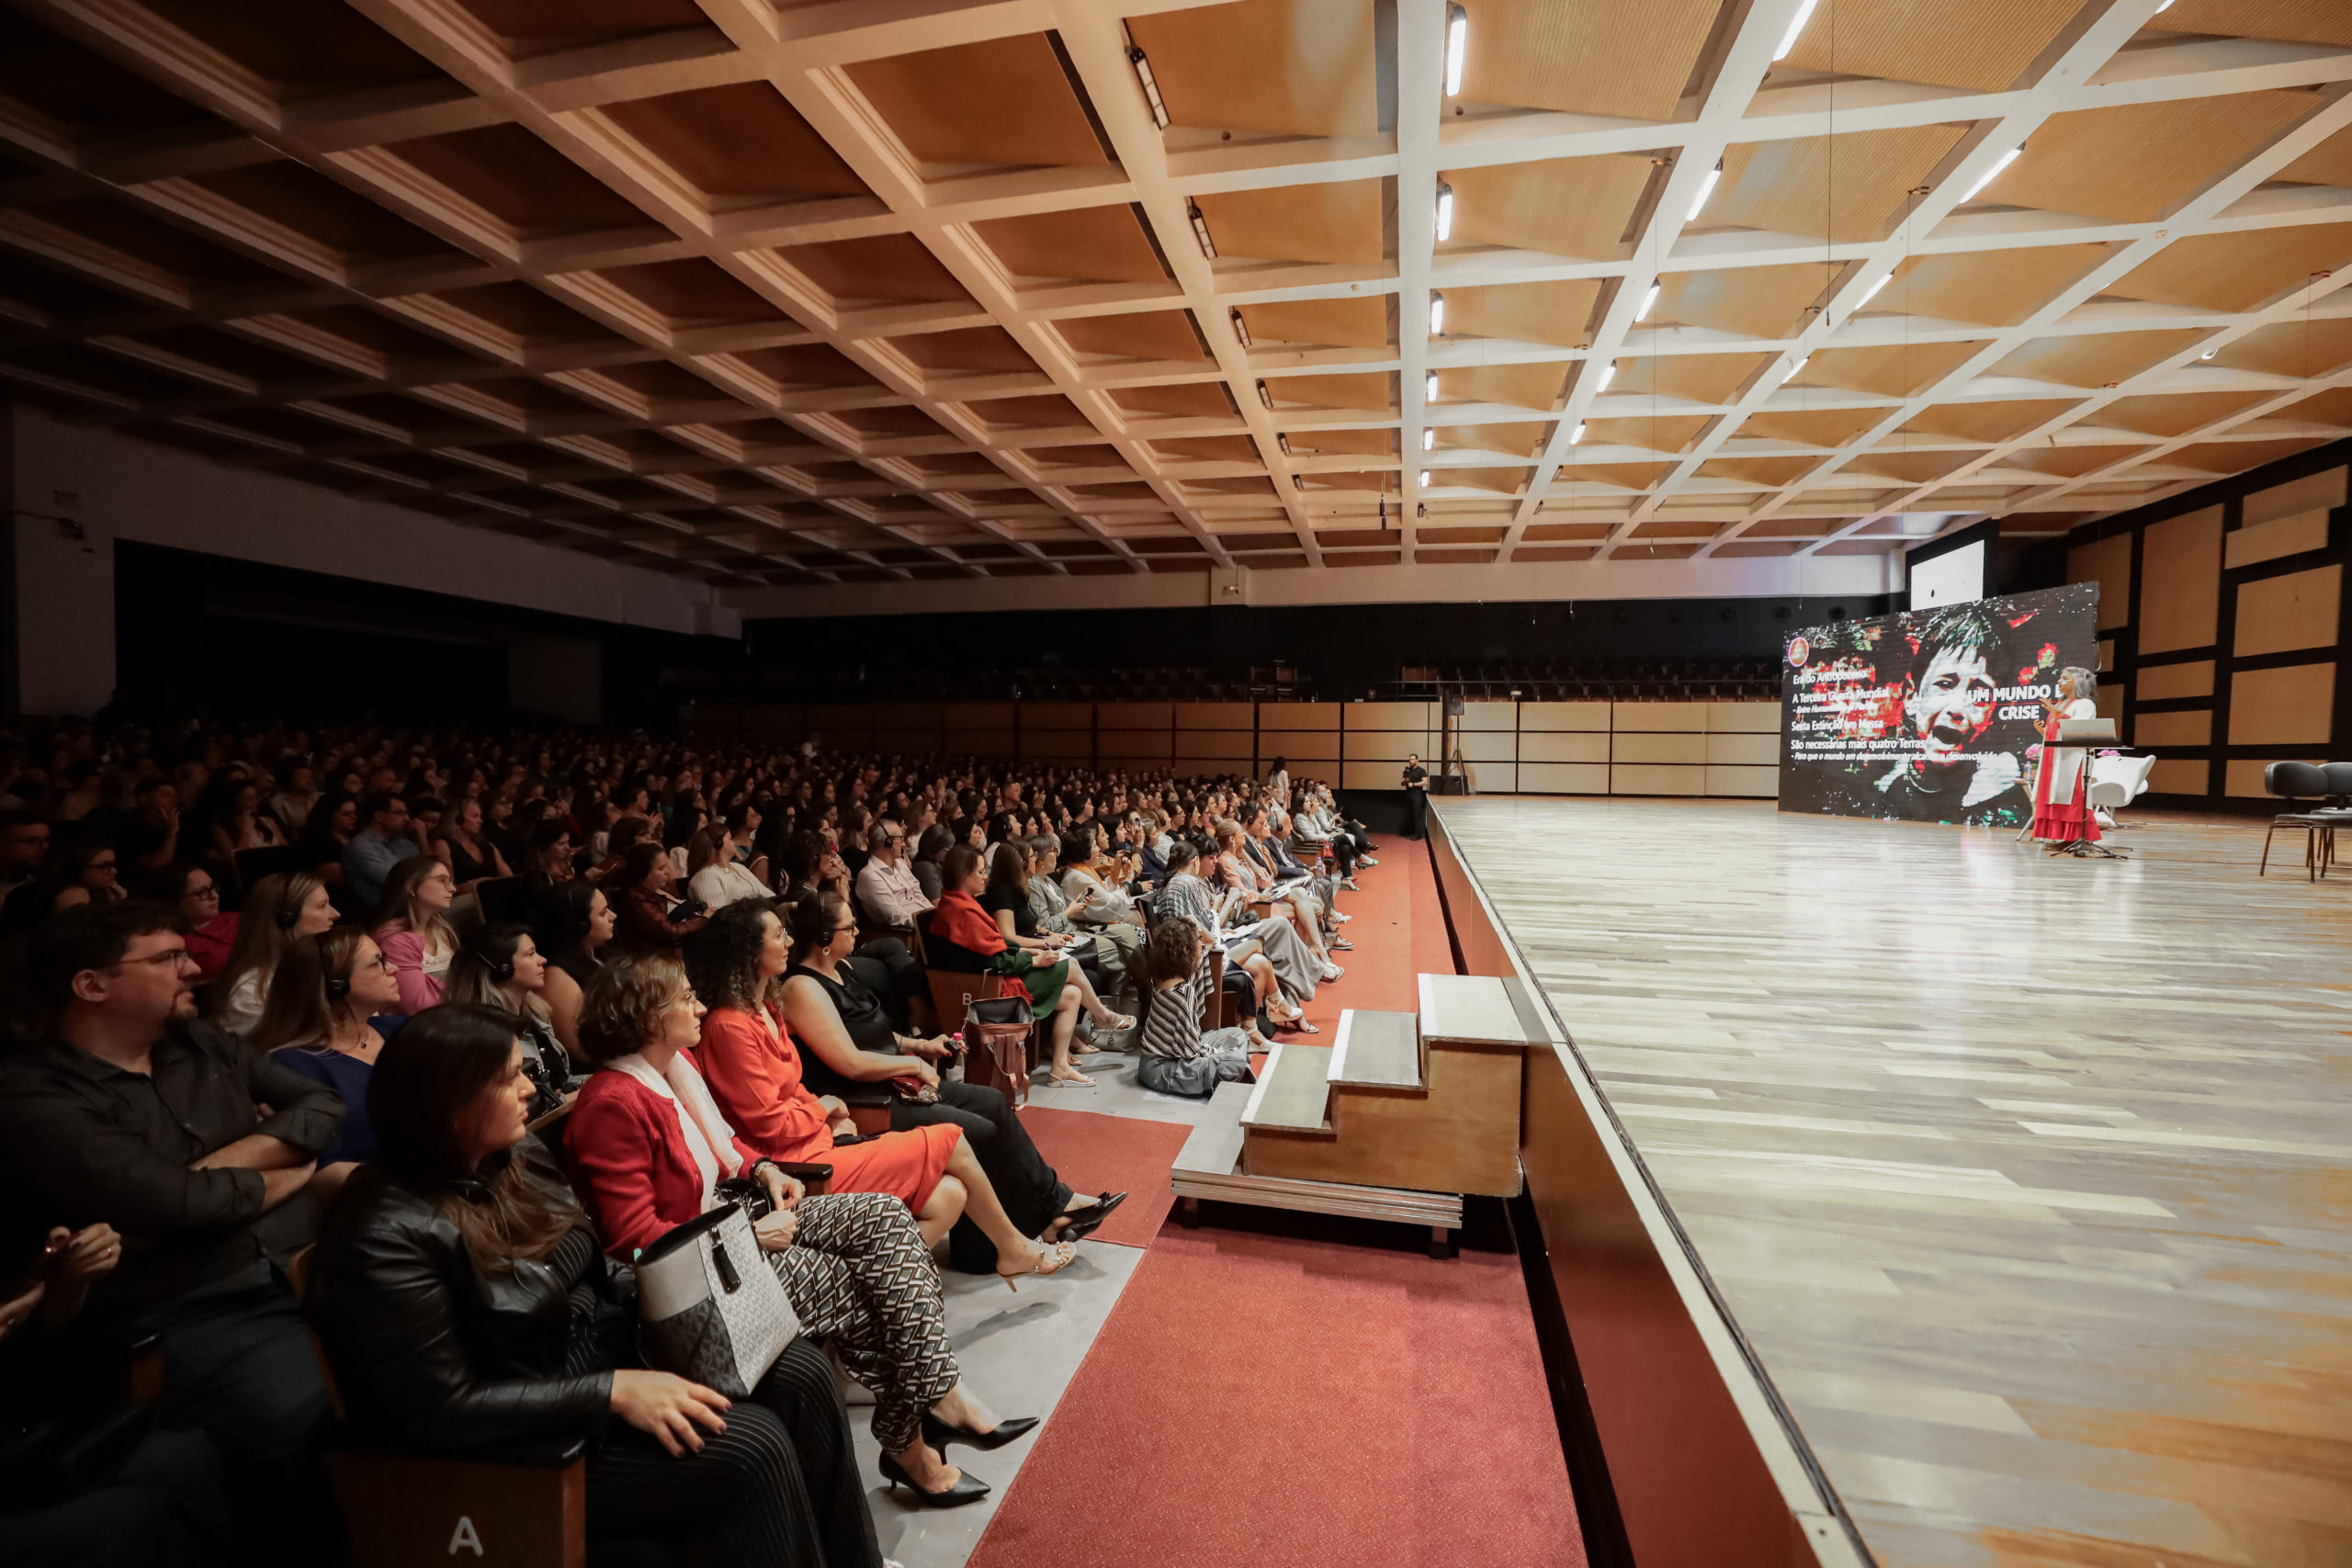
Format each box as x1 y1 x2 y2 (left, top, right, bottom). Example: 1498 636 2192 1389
1779 584 2098 829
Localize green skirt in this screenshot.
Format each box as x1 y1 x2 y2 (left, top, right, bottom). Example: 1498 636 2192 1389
990 950 1070 1021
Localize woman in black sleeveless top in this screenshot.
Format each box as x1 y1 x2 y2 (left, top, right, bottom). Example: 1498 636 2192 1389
774 890 1124 1271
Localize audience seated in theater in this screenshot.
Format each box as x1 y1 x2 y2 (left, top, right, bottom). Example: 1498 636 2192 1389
686 818 766 909
201 779 286 873
534 878 614 1060
910 825 955 903
559 963 1032 1509
770 888 1122 1271
371 854 458 1013
0 808 51 911
442 922 575 1106
0 901 343 1566
139 863 238 984
1215 818 1340 981
1159 840 1319 1015
927 845 1097 1088
249 928 404 1191
289 792 355 901
612 840 707 952
267 760 317 838
117 780 183 874
854 818 933 934
58 840 127 906
682 905 1076 1286
982 840 1130 1038
429 795 511 893
311 1005 893 1559
210 871 336 1035
1057 830 1147 976
340 791 416 909
1135 914 1264 1098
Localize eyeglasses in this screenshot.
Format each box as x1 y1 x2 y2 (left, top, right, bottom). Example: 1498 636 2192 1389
87 860 119 873
357 953 398 976
112 948 193 971
187 885 220 900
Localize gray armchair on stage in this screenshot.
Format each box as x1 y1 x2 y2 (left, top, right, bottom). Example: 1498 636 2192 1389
2259 761 2352 882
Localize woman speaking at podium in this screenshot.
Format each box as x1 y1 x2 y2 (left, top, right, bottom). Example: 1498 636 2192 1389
2030 666 2102 855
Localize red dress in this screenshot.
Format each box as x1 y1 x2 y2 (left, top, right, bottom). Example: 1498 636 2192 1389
695 1004 957 1210
2030 707 2101 844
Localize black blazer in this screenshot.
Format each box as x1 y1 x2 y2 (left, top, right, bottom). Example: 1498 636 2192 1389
308 1145 618 1451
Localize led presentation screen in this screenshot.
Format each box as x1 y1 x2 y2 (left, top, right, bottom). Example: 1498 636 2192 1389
1908 539 1984 608
1778 582 2099 828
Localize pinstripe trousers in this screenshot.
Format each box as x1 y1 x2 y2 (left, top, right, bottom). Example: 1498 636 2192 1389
771 1190 960 1452
585 1335 882 1568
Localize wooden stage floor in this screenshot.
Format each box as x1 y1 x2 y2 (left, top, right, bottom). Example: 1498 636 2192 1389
1439 797 2352 1568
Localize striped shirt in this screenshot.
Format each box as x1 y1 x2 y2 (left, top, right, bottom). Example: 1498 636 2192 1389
1138 963 1215 1061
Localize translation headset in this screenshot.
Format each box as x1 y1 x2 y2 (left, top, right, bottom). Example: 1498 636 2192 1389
274 894 303 930
324 967 350 1003
469 934 515 984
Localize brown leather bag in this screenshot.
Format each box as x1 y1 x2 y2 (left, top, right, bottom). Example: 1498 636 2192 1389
961 990 1034 1109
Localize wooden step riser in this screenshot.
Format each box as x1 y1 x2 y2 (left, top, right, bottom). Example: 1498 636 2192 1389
1244 1042 1524 1196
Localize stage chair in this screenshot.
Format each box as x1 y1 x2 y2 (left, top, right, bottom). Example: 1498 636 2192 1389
2086 753 2156 829
2259 761 2352 880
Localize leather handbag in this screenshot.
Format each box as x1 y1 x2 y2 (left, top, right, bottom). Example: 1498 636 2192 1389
633 1202 799 1399
962 991 1034 1109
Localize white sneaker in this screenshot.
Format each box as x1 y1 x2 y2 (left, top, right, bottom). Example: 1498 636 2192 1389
1320 963 1345 982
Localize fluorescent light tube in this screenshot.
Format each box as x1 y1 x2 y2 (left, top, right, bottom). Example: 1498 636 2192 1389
1256 379 1274 411
1961 146 2023 204
1128 46 1170 130
1444 5 1468 96
1858 271 1893 307
1228 307 1250 349
1425 371 1441 400
1429 292 1445 335
1781 355 1809 383
1419 468 1433 487
1435 181 1454 242
1186 201 1216 259
1774 0 1819 61
1636 281 1660 321
1422 426 1436 451
1569 421 1587 446
1595 360 1616 393
1687 159 1723 223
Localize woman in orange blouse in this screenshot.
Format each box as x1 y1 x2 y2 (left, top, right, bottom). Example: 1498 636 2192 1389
686 899 1074 1287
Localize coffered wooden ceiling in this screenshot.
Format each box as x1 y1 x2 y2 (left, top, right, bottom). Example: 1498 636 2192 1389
3 0 2351 587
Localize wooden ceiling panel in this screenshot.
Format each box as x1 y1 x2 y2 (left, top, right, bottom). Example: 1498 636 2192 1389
1151 435 1261 463
0 15 209 139
1745 517 1848 537
1697 456 1823 487
1611 352 1774 405
729 343 876 388
2166 436 2328 473
600 84 867 204
141 0 442 94
2208 316 2352 378
445 0 707 56
1738 406 1891 446
1556 461 1676 491
2276 387 2352 428
429 283 610 348
1996 443 2151 479
974 206 1168 285
1882 244 2111 327
1778 0 2092 92
1581 415 1712 454
2106 225 2352 314
2275 126 2352 189
1269 372 1395 411
779 234 973 306
1804 338 1990 398
387 124 650 236
964 393 1087 427
1194 179 1386 267
597 259 784 326
1657 263 1835 340
1126 0 1379 140
2081 390 2275 438
1110 384 1238 419
846 35 1110 170
1442 280 1602 350
1441 421 1553 457
1444 155 1655 262
1713 126 1966 243
2147 1 2352 49
1239 297 1390 349
1986 329 2207 389
188 163 452 261
1898 398 2082 444
1055 310 1206 363
1844 446 1983 483
1460 0 1722 119
1434 362 1570 411
1524 523 1614 541
1285 427 1396 455
1713 539 1805 557
1631 520 1721 538
1990 93 2318 222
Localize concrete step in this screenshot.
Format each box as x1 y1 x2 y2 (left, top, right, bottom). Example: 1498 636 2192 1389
1326 1009 1422 1090
1239 1040 1335 1134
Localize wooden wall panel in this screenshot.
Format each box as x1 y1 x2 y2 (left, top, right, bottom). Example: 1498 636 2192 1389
739 704 805 733
2138 505 2222 654
1023 702 1092 729
1257 730 1340 761
1519 701 1611 731
1342 730 1430 761
2146 757 2209 795
1175 701 1255 729
1521 731 1611 763
1190 758 1254 778
2225 507 2332 570
1341 760 1419 790
1461 701 1519 732
944 728 1013 755
2096 637 2114 671
1466 762 1517 792
2136 660 2214 701
1611 702 1708 731
2094 684 2123 720
874 702 942 728
2227 662 2336 745
1458 731 1518 763
2225 758 2289 796
1097 702 1171 728
1705 731 1781 766
2242 465 2346 527
1519 761 1611 794
1098 732 1172 761
2233 565 2341 657
1175 729 1252 760
1704 765 1780 796
1270 702 1342 730
1612 763 1707 794
874 728 938 753
2131 708 2212 747
2067 531 2132 630
1348 701 1434 730
945 703 1015 728
1612 732 1707 764
1706 702 1782 732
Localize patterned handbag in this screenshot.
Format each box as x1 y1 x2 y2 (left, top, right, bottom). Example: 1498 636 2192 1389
634 1202 800 1398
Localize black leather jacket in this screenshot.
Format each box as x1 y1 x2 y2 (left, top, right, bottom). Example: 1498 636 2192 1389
308 1145 619 1450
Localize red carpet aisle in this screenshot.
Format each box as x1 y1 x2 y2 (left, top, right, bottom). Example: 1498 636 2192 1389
1012 1108 1191 1247
974 835 1583 1568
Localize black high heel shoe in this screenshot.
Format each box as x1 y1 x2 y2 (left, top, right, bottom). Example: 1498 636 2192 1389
1057 1190 1129 1242
877 1451 990 1506
921 1412 1040 1453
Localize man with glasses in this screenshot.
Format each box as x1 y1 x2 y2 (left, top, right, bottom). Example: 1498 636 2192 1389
0 901 346 1564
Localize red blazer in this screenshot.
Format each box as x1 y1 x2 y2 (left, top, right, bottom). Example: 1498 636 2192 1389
563 1064 759 1261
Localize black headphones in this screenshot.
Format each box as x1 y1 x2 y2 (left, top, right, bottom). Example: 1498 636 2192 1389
469 933 515 984
324 968 350 1002
274 890 303 930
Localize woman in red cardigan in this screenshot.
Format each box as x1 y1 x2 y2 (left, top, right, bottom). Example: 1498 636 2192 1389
563 952 1038 1506
684 900 1075 1288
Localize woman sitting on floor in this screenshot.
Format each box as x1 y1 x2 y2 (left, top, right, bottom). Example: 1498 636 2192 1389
561 965 1032 1509
311 1005 896 1558
1135 914 1266 1099
683 907 1078 1286
769 888 1123 1270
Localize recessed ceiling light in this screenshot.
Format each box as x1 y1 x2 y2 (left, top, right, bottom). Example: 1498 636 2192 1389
1774 0 1820 62
1858 271 1894 307
1961 145 2023 204
1595 360 1616 393
1429 292 1446 335
1422 426 1436 450
1687 158 1724 223
1127 44 1170 130
1425 371 1441 400
1256 379 1274 410
2199 346 2217 360
1419 468 1433 487
1444 5 1468 96
1435 180 1454 242
1569 421 1587 446
1228 307 1251 350
1186 200 1216 259
1781 354 1810 383
1636 281 1660 321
